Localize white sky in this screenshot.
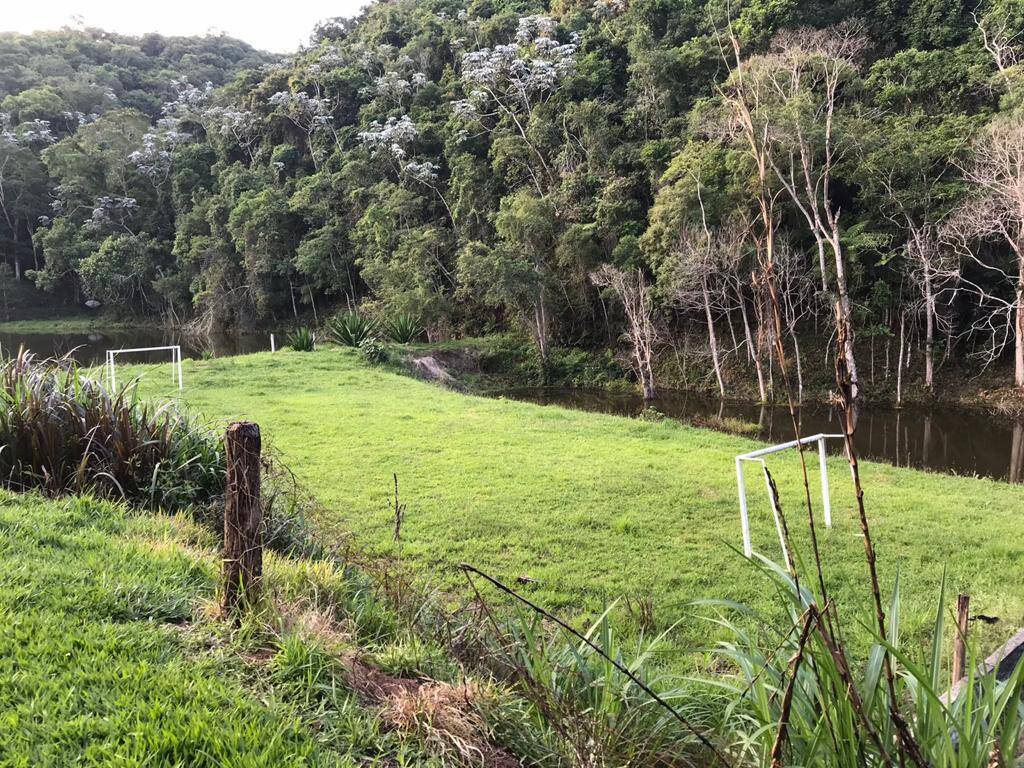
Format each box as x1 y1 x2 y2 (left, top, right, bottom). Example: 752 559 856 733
2 0 370 53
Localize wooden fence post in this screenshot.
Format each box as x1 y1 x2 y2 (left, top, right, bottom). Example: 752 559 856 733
952 593 970 683
222 421 263 615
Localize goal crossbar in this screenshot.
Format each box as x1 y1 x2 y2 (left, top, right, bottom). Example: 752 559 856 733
107 345 183 391
735 433 844 569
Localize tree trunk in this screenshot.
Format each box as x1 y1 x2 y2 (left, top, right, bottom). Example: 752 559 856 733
702 281 725 397
815 239 828 293
790 328 803 404
222 421 263 615
924 266 935 391
533 297 550 381
737 286 756 364
1016 277 1024 388
1011 421 1024 483
896 312 906 408
830 234 859 399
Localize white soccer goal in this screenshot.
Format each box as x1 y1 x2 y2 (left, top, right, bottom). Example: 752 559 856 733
735 433 844 569
106 345 183 391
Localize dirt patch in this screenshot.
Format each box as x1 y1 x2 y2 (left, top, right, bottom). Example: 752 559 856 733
409 355 458 386
405 348 482 388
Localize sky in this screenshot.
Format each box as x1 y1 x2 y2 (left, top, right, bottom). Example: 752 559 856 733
2 0 370 53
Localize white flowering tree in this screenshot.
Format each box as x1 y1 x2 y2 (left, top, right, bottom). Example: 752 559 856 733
268 90 337 169
358 115 456 231
0 114 54 277
452 14 578 193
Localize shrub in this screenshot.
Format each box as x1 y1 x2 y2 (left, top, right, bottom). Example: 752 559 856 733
326 312 376 347
0 351 223 511
383 314 422 344
288 326 315 352
638 406 665 422
358 338 388 365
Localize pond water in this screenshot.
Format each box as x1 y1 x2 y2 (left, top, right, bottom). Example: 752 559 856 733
489 386 1024 484
0 328 274 366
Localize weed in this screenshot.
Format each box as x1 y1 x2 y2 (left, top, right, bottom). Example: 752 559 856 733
359 337 388 364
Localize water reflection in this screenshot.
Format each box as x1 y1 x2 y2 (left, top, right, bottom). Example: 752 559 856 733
491 386 1024 484
0 328 273 366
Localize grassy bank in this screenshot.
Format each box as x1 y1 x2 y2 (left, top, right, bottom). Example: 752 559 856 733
0 315 159 333
127 348 1024 670
0 491 337 765
1 489 548 765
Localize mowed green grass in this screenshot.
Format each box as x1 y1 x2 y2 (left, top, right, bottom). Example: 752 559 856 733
136 349 1024 667
0 491 348 767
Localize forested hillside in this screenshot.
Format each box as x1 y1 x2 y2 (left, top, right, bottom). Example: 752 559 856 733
1 1 1023 398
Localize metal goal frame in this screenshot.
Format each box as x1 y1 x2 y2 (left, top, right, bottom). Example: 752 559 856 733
106 345 183 391
735 433 844 569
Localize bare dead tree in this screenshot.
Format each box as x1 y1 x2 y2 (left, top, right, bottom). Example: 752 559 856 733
904 224 959 390
661 220 750 398
944 115 1024 386
763 25 866 398
974 7 1022 88
858 135 964 393
590 264 659 399
712 24 866 399
773 239 817 402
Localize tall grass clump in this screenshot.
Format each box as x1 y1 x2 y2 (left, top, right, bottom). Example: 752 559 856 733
712 557 1024 766
506 607 724 767
461 565 727 767
0 351 223 510
326 312 376 347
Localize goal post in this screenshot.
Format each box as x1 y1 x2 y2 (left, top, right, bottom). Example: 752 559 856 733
106 345 183 391
735 433 844 568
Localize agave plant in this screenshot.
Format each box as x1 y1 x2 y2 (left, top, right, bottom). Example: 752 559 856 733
383 314 423 344
325 312 376 347
288 326 315 352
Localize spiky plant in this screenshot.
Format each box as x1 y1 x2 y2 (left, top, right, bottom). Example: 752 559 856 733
383 314 423 344
324 312 376 347
0 350 223 510
288 326 315 352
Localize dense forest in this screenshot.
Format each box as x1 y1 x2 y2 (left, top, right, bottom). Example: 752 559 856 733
1 0 1023 401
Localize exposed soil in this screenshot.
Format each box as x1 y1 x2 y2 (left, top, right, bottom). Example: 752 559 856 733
404 348 482 388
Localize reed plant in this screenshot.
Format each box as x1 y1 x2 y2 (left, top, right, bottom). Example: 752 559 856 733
0 350 223 510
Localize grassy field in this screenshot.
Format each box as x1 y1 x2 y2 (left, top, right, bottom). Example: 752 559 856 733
0 491 345 766
1 488 543 766
132 348 1024 669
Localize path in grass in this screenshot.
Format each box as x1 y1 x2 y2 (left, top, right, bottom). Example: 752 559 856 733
143 349 1024 668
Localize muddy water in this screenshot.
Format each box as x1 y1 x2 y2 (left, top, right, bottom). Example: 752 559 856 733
489 386 1024 484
